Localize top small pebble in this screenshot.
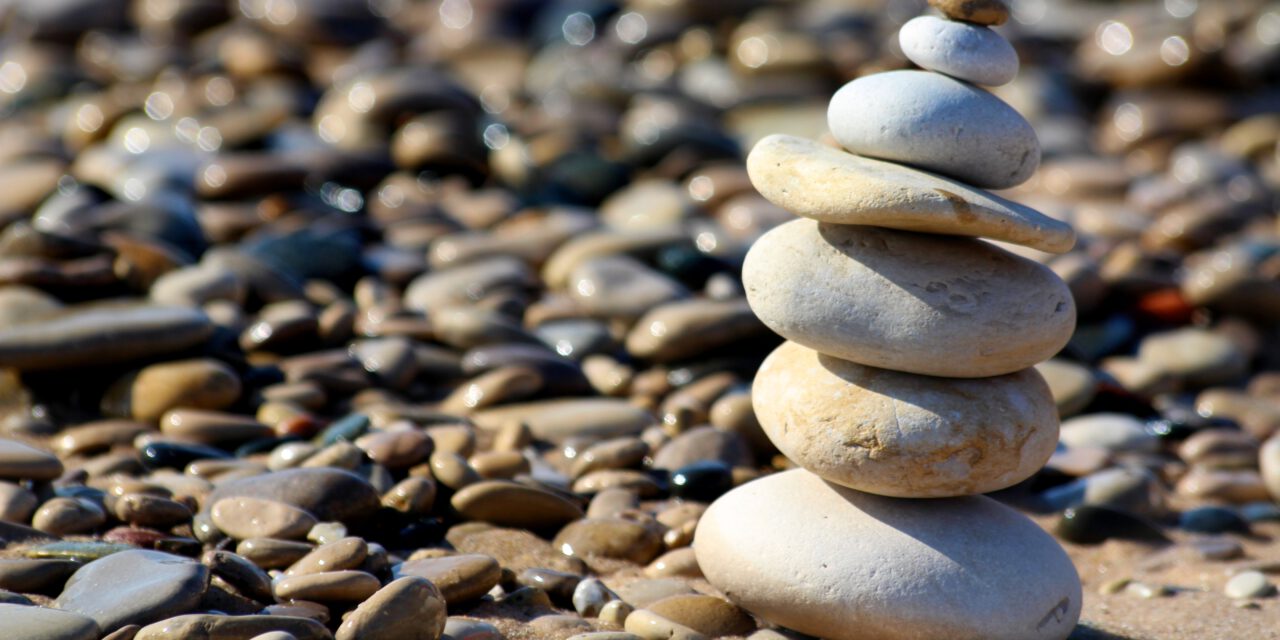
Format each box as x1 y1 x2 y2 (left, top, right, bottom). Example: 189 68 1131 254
929 0 1010 26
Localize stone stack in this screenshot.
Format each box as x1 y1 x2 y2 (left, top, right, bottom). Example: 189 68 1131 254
694 2 1085 639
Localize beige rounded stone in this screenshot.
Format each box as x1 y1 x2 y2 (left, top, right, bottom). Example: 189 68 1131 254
451 480 583 530
694 470 1081 640
336 576 447 640
743 220 1075 378
753 341 1058 497
111 359 241 423
210 497 318 540
747 135 1073 253
645 594 755 637
929 0 1009 25
274 570 381 602
393 553 501 604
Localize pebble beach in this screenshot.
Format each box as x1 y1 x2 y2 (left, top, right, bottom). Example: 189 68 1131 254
0 0 1278 639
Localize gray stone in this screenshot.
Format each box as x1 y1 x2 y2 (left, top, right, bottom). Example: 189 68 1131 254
899 16 1018 86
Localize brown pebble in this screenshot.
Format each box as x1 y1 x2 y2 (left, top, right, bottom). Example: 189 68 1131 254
112 493 192 528
236 538 314 569
645 594 755 637
451 480 583 530
394 553 502 604
286 537 368 576
554 518 664 564
211 497 319 540
274 570 381 602
928 0 1010 26
336 576 447 640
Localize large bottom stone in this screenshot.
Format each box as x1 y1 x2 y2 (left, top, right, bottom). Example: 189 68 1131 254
694 470 1081 640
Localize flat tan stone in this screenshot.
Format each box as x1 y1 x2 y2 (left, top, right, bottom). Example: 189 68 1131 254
747 135 1073 253
754 341 1059 497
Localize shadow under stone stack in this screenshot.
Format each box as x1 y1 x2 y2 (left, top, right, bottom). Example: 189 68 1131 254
693 1 1085 638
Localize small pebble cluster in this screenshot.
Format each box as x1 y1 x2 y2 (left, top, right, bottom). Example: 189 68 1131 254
694 2 1083 638
0 0 1276 639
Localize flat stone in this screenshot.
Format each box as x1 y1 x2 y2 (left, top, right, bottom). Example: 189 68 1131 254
0 559 80 592
286 537 368 576
336 576 447 640
274 570 381 602
1059 414 1158 453
443 618 503 640
754 341 1058 497
554 518 664 565
743 220 1075 378
695 470 1081 640
106 359 241 423
33 497 106 535
134 614 331 640
204 468 380 523
451 480 583 530
160 409 273 445
1 603 99 640
929 0 1009 25
211 497 319 540
646 594 755 637
625 300 766 363
449 527 587 575
828 70 1039 189
624 609 706 640
393 553 502 604
651 427 751 472
0 305 213 370
1137 328 1248 388
899 16 1018 86
746 135 1072 253
1224 570 1275 599
472 399 656 444
0 438 62 480
54 550 209 633
569 256 687 321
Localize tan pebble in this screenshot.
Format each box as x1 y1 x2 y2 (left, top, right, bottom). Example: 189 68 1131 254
33 497 105 535
356 429 434 469
430 451 482 489
451 480 583 530
112 493 192 528
55 420 152 457
0 481 39 523
336 576 447 640
383 476 437 514
571 437 648 479
469 451 530 479
662 521 697 549
644 548 702 579
113 359 241 423
625 609 708 640
274 570 381 602
134 613 330 640
0 439 63 481
425 425 477 457
929 0 1011 26
211 497 318 540
394 553 502 604
586 488 640 520
236 538 314 569
599 599 635 626
262 601 330 623
301 441 364 470
554 518 664 564
491 421 531 452
287 537 368 576
646 594 754 637
1098 578 1131 595
160 409 272 445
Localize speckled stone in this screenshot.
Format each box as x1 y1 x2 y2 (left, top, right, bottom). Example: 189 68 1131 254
899 16 1018 86
743 220 1075 378
754 341 1059 497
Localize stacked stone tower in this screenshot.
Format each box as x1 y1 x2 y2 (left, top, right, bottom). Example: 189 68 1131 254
694 2 1084 639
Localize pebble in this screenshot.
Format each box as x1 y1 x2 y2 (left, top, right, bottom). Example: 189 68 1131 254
160 409 273 444
203 550 274 602
472 399 656 444
743 220 1075 378
394 554 502 604
1058 414 1159 453
624 300 765 363
1 603 99 640
754 341 1057 496
133 614 331 640
569 256 688 321
1035 360 1099 418
336 577 447 640
106 359 241 422
1137 328 1248 388
0 305 213 370
645 594 755 637
624 609 708 640
899 16 1018 86
652 426 751 471
54 549 209 633
273 570 381 602
746 135 1073 253
204 468 380 523
451 480 583 530
929 0 1010 25
695 470 1081 640
0 558 80 592
210 496 318 540
554 518 664 565
828 71 1040 189
32 497 106 535
0 438 63 480
1224 571 1275 599
442 618 504 640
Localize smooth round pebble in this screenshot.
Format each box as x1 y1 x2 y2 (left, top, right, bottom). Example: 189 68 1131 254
336 576 447 640
828 70 1040 189
694 470 1081 640
899 16 1018 86
1225 571 1275 599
